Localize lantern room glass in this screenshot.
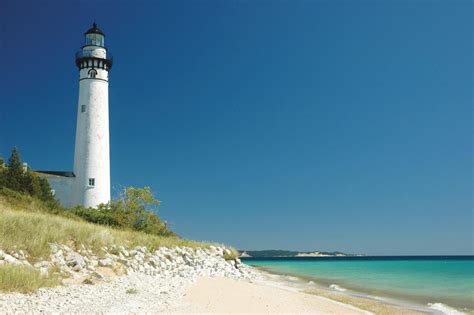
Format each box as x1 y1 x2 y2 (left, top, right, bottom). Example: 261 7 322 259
85 33 104 47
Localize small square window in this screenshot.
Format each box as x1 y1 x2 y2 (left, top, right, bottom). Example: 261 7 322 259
88 178 95 187
81 105 86 113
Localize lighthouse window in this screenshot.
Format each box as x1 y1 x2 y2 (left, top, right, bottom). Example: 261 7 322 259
88 69 97 78
85 33 104 47
81 105 86 113
88 178 95 187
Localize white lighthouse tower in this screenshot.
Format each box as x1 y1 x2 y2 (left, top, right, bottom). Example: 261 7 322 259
71 23 113 208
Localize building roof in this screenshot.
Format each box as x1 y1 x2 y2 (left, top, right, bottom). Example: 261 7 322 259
35 170 75 178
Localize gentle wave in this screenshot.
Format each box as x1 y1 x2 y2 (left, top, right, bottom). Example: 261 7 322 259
329 284 347 292
428 303 465 315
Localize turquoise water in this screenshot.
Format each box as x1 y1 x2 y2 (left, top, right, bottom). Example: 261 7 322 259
243 256 474 313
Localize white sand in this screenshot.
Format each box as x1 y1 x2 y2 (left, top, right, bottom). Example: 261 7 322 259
170 276 370 314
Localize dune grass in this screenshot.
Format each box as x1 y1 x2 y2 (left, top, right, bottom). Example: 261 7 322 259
0 191 242 261
0 205 208 260
0 193 211 261
223 248 240 260
126 287 138 294
0 264 60 293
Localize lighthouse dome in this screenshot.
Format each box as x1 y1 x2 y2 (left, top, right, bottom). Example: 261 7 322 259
85 22 105 36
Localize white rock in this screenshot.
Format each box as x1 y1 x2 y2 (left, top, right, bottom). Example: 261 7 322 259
65 252 86 270
3 253 20 264
135 246 147 253
34 261 51 268
98 258 113 267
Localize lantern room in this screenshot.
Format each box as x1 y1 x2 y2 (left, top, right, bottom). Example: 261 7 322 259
84 22 105 47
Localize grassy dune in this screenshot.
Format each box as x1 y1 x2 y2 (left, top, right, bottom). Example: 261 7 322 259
0 190 239 293
0 195 209 261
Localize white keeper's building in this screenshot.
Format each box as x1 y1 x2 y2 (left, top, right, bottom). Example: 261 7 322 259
37 23 112 208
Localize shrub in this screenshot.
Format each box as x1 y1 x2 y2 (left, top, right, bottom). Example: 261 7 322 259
70 205 121 227
69 187 175 237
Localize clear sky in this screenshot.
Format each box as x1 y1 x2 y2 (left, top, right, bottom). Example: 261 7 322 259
1 0 472 255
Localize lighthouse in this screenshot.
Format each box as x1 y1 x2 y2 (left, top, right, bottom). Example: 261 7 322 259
35 23 113 208
71 23 113 208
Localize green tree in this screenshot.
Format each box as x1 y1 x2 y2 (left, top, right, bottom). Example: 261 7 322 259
0 170 5 189
37 176 55 203
111 186 174 236
1 147 55 203
0 155 5 188
22 171 40 196
113 187 160 229
6 147 24 192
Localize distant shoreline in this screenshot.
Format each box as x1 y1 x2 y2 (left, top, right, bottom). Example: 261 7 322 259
239 250 362 258
241 255 474 259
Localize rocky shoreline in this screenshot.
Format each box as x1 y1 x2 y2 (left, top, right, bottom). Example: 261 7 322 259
0 244 261 313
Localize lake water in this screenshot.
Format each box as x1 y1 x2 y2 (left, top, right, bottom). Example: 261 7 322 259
242 256 474 314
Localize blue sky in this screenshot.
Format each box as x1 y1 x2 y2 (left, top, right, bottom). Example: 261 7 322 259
1 0 472 255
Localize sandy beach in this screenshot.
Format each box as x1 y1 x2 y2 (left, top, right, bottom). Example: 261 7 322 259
172 274 431 314
0 244 428 314
171 276 369 313
0 272 371 314
0 268 425 314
